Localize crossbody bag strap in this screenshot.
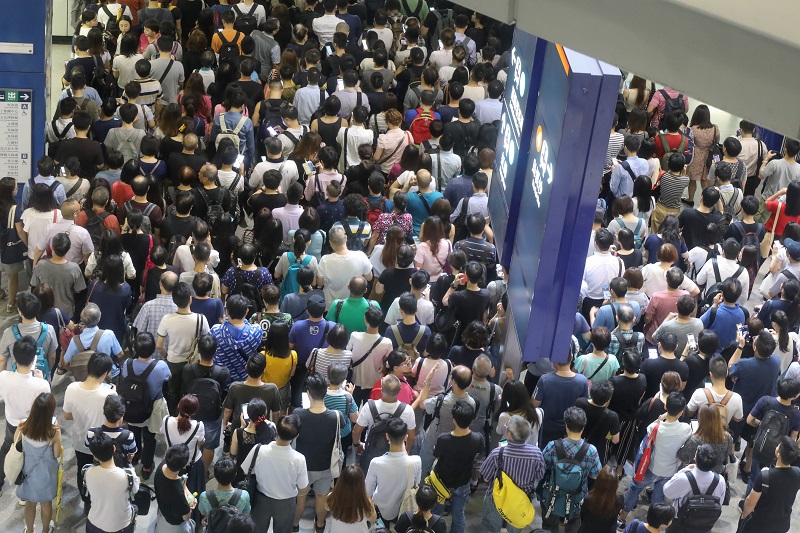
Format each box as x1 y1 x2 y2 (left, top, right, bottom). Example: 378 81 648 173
351 337 382 368
586 355 610 381
158 59 174 85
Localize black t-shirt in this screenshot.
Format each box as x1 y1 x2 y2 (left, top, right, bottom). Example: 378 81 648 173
55 138 104 178
678 208 723 250
317 200 345 233
248 191 288 213
294 408 343 471
161 215 198 243
640 356 689 399
751 466 800 530
120 232 152 287
575 398 620 455
168 152 205 182
180 362 230 399
222 382 282 430
395 512 447 533
683 353 711 402
396 65 424 85
159 137 183 163
344 163 378 196
725 220 766 243
619 249 643 270
239 80 264 116
433 432 483 488
443 120 481 158
447 345 483 369
366 91 386 114
145 265 180 302
379 267 416 311
153 464 190 525
190 186 235 222
449 288 489 326
609 374 647 421
64 56 97 82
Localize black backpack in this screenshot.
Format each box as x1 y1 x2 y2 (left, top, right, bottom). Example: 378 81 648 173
90 55 117 100
752 397 799 464
257 99 288 140
166 234 187 265
205 489 242 533
452 193 472 242
660 89 684 116
218 31 242 65
731 221 764 259
117 360 157 424
717 188 741 242
700 259 744 314
342 221 367 252
359 400 407 472
187 366 225 422
676 471 722 531
85 209 111 247
198 188 230 231
230 268 264 316
47 120 73 158
101 5 122 37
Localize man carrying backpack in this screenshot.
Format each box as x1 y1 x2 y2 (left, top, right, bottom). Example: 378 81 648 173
85 394 138 468
619 393 692 527
182 334 230 476
740 436 800 533
117 175 163 236
197 456 251 533
662 444 726 533
744 377 800 495
405 90 441 144
480 415 545 533
696 239 750 305
332 193 373 253
119 332 170 480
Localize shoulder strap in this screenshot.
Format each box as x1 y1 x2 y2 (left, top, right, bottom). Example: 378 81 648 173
712 257 721 284
411 326 425 347
351 337 383 368
368 400 380 422
158 59 174 84
574 441 590 462
586 355 610 381
706 473 720 495
246 443 261 478
685 470 701 495
89 330 105 351
720 391 733 405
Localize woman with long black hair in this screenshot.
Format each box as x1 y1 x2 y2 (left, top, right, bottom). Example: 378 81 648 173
230 398 275 484
0 177 27 312
764 181 800 238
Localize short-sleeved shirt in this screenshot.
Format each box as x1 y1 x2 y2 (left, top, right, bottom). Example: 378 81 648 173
294 407 344 472
749 396 800 434
640 356 689 400
210 321 263 383
323 389 358 437
749 466 800 531
433 432 483 488
223 382 281 430
316 250 373 308
0 321 58 366
541 438 601 503
533 373 589 437
289 319 334 364
574 398 620 456
30 260 86 318
220 266 273 294
120 358 171 403
157 312 210 363
198 488 251 516
325 297 380 335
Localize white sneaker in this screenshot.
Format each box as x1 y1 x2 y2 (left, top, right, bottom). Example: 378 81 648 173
18 498 25 506
47 522 54 533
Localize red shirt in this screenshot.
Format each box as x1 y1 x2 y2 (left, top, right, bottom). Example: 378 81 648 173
654 132 688 164
369 376 415 404
765 200 800 237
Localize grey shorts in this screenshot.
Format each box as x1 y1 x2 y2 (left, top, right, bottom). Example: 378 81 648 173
306 469 334 495
0 261 24 274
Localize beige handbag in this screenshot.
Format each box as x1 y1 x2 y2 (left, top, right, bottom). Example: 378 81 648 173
760 202 782 258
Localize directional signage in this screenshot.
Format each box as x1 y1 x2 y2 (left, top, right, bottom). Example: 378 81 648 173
0 89 33 182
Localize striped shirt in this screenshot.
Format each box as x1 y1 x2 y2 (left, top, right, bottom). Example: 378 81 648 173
657 172 690 209
85 425 138 458
604 132 625 173
480 441 545 495
323 389 358 436
308 348 352 381
132 77 162 106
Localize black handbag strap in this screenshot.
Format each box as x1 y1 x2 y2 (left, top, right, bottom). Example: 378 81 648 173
351 337 382 368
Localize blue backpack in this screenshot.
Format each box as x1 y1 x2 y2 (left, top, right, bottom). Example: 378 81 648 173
537 440 590 521
279 252 313 303
10 324 50 379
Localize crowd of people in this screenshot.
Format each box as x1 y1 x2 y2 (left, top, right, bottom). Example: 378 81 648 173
1 1 799 533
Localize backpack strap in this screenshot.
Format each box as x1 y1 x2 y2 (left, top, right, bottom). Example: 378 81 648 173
705 473 720 495
720 391 733 405
334 299 344 322
232 116 248 136
228 489 242 507
711 257 721 284
574 441 590 463
88 330 105 351
410 326 425 347
207 490 219 508
368 399 380 423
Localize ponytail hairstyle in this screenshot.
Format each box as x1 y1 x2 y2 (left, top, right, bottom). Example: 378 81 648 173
176 394 200 434
772 310 791 353
246 398 273 442
293 228 311 256
411 485 438 527
296 266 315 294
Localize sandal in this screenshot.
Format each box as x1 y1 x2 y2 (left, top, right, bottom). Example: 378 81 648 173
6 303 16 314
315 523 326 533
55 367 68 376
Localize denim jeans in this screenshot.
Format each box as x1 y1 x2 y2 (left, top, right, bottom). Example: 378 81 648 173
745 457 762 496
433 483 470 533
622 469 670 512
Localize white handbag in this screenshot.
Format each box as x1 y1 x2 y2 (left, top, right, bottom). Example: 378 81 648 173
4 433 24 485
330 410 343 478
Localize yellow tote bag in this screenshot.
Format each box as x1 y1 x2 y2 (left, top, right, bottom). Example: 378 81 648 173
492 448 535 529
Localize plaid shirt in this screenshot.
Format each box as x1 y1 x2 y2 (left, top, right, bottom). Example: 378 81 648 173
542 438 602 504
480 441 545 496
132 294 177 341
607 329 645 358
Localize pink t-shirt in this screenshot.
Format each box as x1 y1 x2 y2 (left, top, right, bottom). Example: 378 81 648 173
645 289 689 344
414 238 452 281
649 88 689 127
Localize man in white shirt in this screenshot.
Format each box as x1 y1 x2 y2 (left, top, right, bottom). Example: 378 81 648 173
251 137 300 194
696 239 750 305
473 80 503 125
0 336 52 487
663 444 727 526
172 221 221 273
312 0 341 49
240 414 309 533
364 417 421 523
430 133 463 190
278 106 308 157
685 355 744 426
353 375 416 457
84 433 139 533
232 0 267 26
581 228 625 319
64 352 115 512
315 225 373 308
272 183 306 244
97 1 132 28
737 120 769 193
336 105 374 171
348 306 394 406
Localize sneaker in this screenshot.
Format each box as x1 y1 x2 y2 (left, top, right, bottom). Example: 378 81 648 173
617 519 626 531
18 499 26 506
46 522 54 533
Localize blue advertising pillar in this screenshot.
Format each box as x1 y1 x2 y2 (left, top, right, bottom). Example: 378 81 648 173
0 0 52 184
490 31 620 366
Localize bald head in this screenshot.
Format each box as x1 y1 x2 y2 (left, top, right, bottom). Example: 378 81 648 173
451 365 473 391
349 276 368 297
416 170 432 190
160 271 178 294
199 164 218 184
60 199 80 220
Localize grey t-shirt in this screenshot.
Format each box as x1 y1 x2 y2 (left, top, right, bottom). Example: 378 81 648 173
149 57 185 104
0 320 58 368
652 317 704 356
30 260 86 317
761 158 800 198
423 392 476 446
